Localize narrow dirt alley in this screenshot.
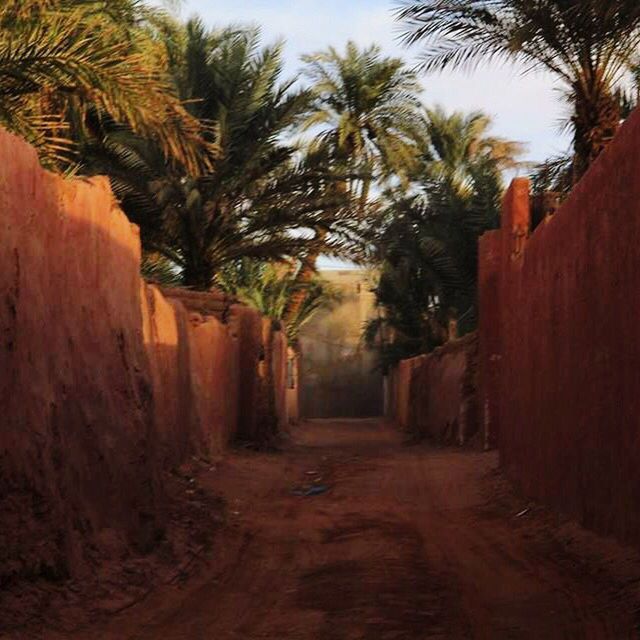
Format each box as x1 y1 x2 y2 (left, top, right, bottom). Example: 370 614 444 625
62 419 639 639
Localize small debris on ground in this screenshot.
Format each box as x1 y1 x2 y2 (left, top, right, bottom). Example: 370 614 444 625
292 484 330 497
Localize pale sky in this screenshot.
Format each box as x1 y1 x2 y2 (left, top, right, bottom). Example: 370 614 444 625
173 0 572 164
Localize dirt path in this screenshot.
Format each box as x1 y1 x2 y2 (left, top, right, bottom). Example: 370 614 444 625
62 419 639 639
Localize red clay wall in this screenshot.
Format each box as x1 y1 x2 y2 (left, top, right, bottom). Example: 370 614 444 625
188 313 239 456
388 334 478 444
286 349 300 425
0 128 287 588
272 329 289 431
387 357 422 431
478 107 640 545
0 128 161 583
478 231 502 450
228 305 264 443
142 285 194 469
142 285 242 464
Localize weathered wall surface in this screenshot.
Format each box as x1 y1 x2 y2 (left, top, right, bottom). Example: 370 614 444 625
387 334 478 444
188 313 239 455
387 357 421 432
142 285 193 470
299 270 383 418
478 107 640 546
0 128 287 589
229 305 265 442
272 329 289 431
0 128 161 584
143 286 243 462
478 231 502 450
286 348 300 425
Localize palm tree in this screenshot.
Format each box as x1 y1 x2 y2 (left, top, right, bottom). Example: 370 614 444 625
530 154 573 196
419 108 523 289
370 161 502 354
425 106 525 191
301 41 427 204
219 259 341 347
366 108 522 367
87 24 364 289
397 0 640 180
284 43 425 322
280 142 372 324
0 0 211 172
365 195 461 371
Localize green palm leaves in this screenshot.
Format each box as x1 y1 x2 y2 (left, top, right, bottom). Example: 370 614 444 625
425 107 525 190
0 0 212 172
219 259 341 346
278 42 428 324
367 108 522 368
397 0 640 179
302 42 427 200
89 24 367 290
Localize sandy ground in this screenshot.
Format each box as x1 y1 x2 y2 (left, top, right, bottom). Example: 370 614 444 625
18 419 640 639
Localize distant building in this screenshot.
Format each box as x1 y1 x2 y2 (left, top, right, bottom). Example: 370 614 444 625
298 270 383 419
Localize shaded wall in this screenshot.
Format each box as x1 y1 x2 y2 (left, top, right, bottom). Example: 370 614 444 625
157 289 279 445
0 128 288 589
286 347 300 425
0 130 161 584
272 329 289 431
478 231 502 450
299 270 383 418
228 304 264 442
187 313 239 455
478 106 640 546
388 334 478 444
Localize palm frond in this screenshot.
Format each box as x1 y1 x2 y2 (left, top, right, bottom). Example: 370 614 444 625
396 0 640 178
0 0 214 172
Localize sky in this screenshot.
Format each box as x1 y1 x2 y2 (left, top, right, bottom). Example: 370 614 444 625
172 0 572 164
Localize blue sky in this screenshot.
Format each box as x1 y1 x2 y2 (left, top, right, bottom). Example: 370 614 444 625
172 0 571 164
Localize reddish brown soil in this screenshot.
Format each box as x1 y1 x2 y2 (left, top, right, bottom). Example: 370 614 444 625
13 420 640 639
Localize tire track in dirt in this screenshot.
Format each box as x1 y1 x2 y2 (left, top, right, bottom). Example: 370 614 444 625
53 419 640 640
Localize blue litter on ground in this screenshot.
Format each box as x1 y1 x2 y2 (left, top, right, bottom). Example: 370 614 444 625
292 484 330 497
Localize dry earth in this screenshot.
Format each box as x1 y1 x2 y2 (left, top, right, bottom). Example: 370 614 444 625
8 419 640 639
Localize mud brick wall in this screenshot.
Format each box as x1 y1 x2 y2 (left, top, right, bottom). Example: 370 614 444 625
478 107 640 545
0 127 287 587
388 334 478 444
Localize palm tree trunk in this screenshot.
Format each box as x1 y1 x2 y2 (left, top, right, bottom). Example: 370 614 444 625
182 253 214 290
180 216 215 290
284 228 327 324
571 78 621 181
283 160 347 324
